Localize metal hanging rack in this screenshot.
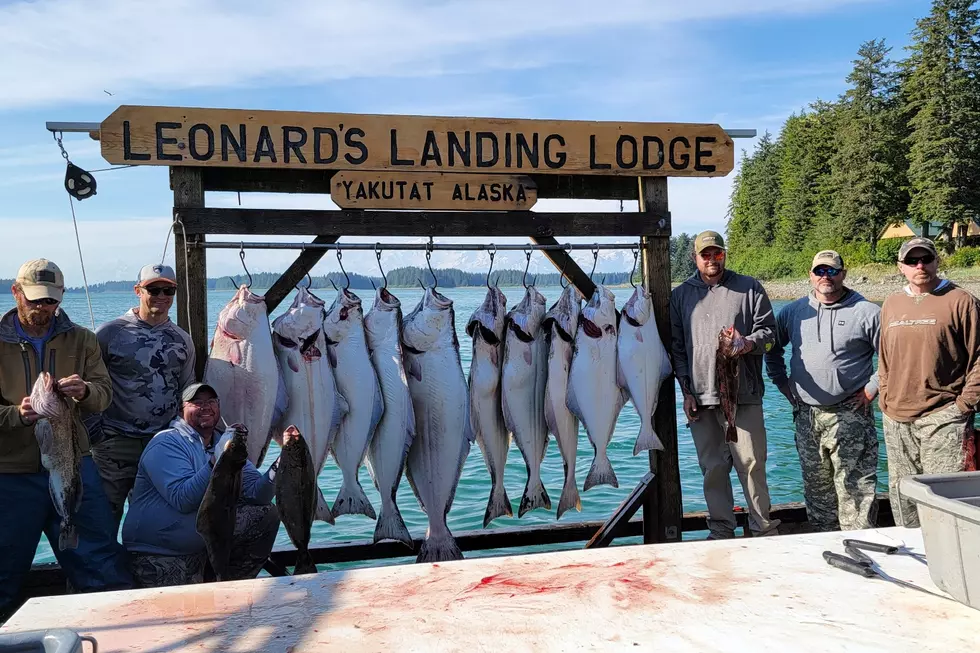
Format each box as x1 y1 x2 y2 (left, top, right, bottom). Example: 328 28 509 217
189 241 640 251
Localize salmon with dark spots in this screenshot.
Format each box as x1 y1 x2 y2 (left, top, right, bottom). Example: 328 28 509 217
275 425 318 575
716 325 740 442
31 372 82 551
196 424 250 580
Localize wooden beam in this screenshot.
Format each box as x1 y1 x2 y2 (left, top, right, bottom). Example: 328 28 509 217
171 167 208 381
586 472 654 549
200 168 639 200
639 177 682 545
263 235 340 314
177 207 668 238
530 236 596 300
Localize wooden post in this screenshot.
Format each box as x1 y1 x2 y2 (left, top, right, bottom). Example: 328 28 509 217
171 167 209 381
638 177 682 544
529 236 596 301
264 235 340 314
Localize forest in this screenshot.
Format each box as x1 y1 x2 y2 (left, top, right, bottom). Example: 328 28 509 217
726 0 980 279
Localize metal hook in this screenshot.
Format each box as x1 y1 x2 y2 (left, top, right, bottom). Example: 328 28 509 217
486 244 496 290
239 243 253 289
522 248 532 289
336 248 350 290
375 243 387 289
590 243 599 281
417 277 427 292
630 248 639 288
559 244 571 289
425 237 437 290
305 271 312 290
330 279 338 291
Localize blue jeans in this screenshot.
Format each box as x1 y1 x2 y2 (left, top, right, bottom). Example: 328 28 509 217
0 457 133 617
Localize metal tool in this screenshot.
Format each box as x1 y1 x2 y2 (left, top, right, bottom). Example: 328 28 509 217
822 547 952 601
843 538 928 565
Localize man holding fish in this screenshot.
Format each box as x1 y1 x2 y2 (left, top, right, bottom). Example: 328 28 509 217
0 259 132 621
765 250 881 532
669 231 781 540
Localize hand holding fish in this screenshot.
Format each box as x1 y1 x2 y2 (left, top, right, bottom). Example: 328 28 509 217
57 375 89 400
727 328 754 357
18 397 39 425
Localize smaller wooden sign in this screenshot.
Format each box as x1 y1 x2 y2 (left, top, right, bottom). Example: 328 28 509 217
331 171 537 210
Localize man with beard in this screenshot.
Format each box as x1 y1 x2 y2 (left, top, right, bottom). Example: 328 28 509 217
122 382 279 588
879 237 980 527
86 264 195 532
765 251 881 532
0 259 132 621
669 231 781 540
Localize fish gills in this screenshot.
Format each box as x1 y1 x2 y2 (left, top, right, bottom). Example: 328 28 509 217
196 425 250 581
466 286 512 527
364 287 416 548
716 326 740 443
31 372 82 551
324 289 384 521
501 286 551 517
275 426 318 575
543 284 582 520
617 285 673 456
402 288 472 563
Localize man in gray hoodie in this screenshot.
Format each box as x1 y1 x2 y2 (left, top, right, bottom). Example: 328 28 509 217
765 250 881 532
670 230 780 539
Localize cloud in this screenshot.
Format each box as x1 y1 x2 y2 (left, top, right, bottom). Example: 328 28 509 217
0 0 878 110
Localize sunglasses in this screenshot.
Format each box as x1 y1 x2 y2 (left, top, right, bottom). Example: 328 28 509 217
903 254 935 266
812 266 841 278
28 297 59 306
142 286 177 296
698 250 726 261
187 397 218 407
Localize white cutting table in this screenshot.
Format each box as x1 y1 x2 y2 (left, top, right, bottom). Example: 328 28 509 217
2 527 975 652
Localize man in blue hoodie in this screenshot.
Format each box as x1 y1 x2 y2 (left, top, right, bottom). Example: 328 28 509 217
122 382 280 588
765 250 881 532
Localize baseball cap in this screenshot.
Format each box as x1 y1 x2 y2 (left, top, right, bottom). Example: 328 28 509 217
811 250 844 271
16 259 65 302
181 382 217 404
898 237 938 262
693 230 726 253
139 263 178 286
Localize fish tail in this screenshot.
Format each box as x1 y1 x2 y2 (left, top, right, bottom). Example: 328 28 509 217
374 503 414 548
314 488 335 525
518 474 551 517
332 479 377 520
293 549 318 575
557 475 582 520
584 452 619 491
59 521 79 551
416 534 463 564
483 481 513 527
726 422 738 443
633 416 665 455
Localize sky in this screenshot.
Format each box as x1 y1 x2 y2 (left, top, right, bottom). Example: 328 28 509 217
0 0 933 284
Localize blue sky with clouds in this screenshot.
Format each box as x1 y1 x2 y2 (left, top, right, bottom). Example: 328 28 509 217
0 0 931 283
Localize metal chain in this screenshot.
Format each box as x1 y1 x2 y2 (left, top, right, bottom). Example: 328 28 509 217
53 131 70 162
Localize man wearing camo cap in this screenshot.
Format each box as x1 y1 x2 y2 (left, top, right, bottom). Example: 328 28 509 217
766 250 881 532
87 263 196 531
879 237 980 526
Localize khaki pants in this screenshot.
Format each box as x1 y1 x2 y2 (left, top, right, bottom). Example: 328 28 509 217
690 403 779 538
90 433 155 535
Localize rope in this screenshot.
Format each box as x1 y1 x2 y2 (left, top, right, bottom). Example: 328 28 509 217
66 194 96 330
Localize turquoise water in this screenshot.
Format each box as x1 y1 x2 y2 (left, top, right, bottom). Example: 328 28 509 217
1 287 889 569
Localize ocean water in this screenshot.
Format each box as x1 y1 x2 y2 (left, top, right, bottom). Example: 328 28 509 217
0 286 889 571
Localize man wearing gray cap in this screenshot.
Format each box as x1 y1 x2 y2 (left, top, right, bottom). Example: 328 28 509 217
87 263 196 532
879 237 980 526
122 382 280 587
765 250 881 532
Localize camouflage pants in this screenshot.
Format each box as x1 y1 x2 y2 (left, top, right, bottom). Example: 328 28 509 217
883 403 978 528
794 402 879 532
129 503 279 588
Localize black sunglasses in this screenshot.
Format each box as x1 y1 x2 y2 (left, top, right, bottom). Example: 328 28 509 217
28 297 59 306
813 266 841 278
903 254 935 266
142 286 177 296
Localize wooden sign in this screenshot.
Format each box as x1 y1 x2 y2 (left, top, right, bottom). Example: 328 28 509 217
99 105 734 177
331 171 537 210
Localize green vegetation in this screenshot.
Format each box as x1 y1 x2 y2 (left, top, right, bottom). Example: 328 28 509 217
727 1 980 280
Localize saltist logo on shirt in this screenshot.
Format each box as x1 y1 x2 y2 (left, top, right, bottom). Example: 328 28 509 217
888 318 938 328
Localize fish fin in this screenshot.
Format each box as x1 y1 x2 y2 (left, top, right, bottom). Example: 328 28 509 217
406 356 422 382
483 481 513 527
293 550 318 575
59 522 79 551
34 419 53 460
633 415 665 455
272 364 289 430
314 487 335 525
374 503 413 549
565 377 584 423
327 344 338 369
501 387 517 436
332 478 377 520
287 353 300 374
229 341 243 367
371 380 385 439
518 475 551 517
584 451 618 491
522 347 532 366
557 471 582 520
417 534 463 563
616 356 629 392
405 463 425 513
544 395 559 439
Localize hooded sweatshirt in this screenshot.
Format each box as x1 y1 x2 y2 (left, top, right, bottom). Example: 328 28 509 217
122 417 275 556
669 269 777 406
765 288 880 407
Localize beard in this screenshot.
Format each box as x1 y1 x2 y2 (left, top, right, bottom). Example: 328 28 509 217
17 305 53 329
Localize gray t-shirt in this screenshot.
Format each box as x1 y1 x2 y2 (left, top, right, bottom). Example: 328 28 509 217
92 309 196 439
